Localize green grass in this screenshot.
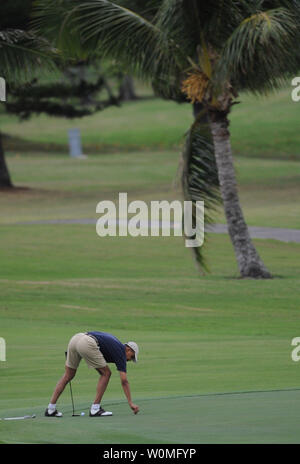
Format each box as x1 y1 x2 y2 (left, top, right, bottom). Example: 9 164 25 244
230 88 300 160
0 226 300 443
1 151 300 229
1 98 193 152
0 136 300 442
1 87 300 159
2 391 300 444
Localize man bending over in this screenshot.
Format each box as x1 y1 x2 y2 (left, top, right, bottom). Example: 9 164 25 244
45 331 139 417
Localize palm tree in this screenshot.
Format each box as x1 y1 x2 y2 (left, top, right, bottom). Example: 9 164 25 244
34 0 300 278
0 29 56 188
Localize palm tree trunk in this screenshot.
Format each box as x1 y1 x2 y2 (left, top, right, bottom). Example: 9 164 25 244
0 132 13 188
208 111 272 278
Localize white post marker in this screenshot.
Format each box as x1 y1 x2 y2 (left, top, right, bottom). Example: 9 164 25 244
0 337 6 362
68 128 87 159
0 77 6 102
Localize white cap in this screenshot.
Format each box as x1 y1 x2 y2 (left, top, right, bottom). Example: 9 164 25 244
126 341 139 363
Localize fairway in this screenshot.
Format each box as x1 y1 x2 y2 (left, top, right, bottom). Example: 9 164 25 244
1 150 300 444
2 87 300 160
1 151 300 229
1 225 300 443
1 390 300 444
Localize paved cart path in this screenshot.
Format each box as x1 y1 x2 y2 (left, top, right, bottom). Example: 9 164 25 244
11 219 300 243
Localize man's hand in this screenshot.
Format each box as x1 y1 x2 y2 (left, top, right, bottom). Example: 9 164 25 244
120 371 139 414
129 402 139 415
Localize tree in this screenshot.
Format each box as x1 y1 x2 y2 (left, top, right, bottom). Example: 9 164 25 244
33 0 223 273
34 0 300 278
0 0 56 188
0 0 32 30
118 74 137 101
5 63 118 120
0 0 121 188
0 30 56 188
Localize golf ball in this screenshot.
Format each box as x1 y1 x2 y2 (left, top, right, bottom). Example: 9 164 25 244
80 412 85 416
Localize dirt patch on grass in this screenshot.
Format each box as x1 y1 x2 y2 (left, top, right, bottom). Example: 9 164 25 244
174 305 214 312
0 186 31 193
60 304 97 312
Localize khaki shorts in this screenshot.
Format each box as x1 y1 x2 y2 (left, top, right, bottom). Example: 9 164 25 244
66 333 107 370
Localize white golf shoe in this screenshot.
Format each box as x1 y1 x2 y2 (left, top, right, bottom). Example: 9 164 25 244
45 408 63 417
89 407 113 417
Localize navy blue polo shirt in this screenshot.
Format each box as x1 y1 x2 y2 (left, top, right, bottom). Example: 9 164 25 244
87 331 127 372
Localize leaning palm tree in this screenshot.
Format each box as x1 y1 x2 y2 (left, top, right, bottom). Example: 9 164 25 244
0 29 56 187
34 0 300 278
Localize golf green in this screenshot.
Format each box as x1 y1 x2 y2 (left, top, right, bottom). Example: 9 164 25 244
1 390 300 444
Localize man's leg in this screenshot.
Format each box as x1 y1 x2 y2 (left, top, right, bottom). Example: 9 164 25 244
93 366 111 404
45 332 83 417
90 366 112 416
50 366 77 404
45 366 77 417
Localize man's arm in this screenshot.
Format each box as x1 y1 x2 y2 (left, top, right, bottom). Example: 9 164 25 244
119 371 139 414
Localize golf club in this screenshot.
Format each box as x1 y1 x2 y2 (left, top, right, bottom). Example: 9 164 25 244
65 351 80 416
0 414 36 421
69 379 80 416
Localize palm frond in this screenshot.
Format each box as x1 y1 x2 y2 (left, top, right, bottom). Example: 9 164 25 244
199 0 245 49
61 1 159 72
155 0 198 52
217 7 300 94
32 0 98 61
116 0 161 19
0 29 57 82
33 0 189 86
180 112 222 273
